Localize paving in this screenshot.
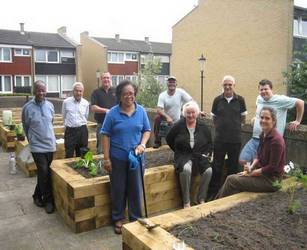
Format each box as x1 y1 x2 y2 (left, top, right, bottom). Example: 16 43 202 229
0 147 122 250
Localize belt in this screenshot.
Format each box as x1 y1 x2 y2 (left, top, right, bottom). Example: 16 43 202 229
66 125 86 130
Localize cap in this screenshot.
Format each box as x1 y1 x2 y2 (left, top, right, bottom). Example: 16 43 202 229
167 76 176 81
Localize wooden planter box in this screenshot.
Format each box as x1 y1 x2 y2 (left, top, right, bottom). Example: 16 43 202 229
51 146 177 233
122 179 296 250
16 136 97 177
0 125 16 151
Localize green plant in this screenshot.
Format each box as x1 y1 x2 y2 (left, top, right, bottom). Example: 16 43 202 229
74 151 98 176
273 162 307 214
135 56 166 108
15 124 24 135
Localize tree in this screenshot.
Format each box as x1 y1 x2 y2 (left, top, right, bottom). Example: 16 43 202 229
283 45 307 124
134 56 166 108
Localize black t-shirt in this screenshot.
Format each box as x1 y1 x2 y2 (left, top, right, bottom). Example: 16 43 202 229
90 87 117 123
211 93 247 143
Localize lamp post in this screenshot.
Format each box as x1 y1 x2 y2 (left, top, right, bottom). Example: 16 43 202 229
96 70 100 88
198 54 206 111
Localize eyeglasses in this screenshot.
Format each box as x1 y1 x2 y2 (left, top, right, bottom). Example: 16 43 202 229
122 92 135 97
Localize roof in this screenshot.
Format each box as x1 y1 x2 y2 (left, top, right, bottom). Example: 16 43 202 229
93 37 171 55
0 29 76 48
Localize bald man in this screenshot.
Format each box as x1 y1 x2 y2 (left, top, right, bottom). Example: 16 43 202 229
62 82 89 158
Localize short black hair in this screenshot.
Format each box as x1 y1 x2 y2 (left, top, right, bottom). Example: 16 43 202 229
115 80 138 100
259 79 273 89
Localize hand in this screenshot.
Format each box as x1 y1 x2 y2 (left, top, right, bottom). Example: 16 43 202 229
238 171 249 176
243 164 252 173
288 120 300 132
166 117 173 124
135 144 145 156
250 168 261 177
104 158 112 173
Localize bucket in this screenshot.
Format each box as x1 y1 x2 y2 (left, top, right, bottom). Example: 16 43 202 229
2 110 13 126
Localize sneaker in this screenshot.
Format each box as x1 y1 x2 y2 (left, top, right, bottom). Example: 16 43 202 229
32 196 44 207
44 202 55 214
153 143 161 149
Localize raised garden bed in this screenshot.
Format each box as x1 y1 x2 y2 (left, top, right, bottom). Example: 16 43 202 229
122 179 304 249
51 146 177 233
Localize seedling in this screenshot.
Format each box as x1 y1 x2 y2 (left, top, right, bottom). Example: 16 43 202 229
74 151 98 176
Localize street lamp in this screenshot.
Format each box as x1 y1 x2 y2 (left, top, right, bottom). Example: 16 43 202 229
96 70 101 88
198 54 206 111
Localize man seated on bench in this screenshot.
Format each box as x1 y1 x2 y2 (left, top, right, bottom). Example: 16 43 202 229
153 76 192 148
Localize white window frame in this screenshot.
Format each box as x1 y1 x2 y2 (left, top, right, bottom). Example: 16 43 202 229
125 52 138 62
61 75 76 91
0 47 12 62
35 49 59 63
294 16 307 38
107 51 125 64
60 50 75 59
0 75 13 93
15 75 32 87
35 75 60 93
14 48 31 57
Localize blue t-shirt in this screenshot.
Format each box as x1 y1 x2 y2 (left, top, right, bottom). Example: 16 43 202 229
100 103 151 161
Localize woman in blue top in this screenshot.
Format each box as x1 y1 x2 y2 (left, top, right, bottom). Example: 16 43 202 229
101 80 151 234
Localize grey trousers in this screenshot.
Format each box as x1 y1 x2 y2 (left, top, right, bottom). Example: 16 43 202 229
179 160 212 205
216 174 278 199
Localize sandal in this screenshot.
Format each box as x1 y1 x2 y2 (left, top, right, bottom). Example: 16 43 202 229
114 221 123 234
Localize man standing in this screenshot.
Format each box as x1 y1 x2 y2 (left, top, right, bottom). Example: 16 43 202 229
239 79 304 165
209 75 247 198
62 82 89 158
22 80 56 214
91 72 117 154
153 76 192 148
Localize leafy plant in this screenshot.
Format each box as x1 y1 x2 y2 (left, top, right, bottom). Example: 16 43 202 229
74 151 98 176
273 162 307 214
15 123 24 135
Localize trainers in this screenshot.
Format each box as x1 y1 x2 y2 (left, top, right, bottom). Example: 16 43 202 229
153 143 161 149
44 202 55 214
32 196 44 207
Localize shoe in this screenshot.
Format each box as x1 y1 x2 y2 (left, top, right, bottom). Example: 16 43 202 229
44 202 55 214
33 196 44 207
153 143 161 149
114 221 123 234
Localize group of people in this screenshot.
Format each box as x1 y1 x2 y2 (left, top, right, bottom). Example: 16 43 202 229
22 72 304 235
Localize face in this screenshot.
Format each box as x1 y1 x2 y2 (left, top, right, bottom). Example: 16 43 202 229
185 107 197 123
260 110 275 132
259 84 273 101
120 84 135 107
167 80 177 94
222 79 235 97
73 85 84 101
35 84 46 102
101 73 111 90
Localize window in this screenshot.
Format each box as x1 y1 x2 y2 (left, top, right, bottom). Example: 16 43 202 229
61 75 75 90
124 75 137 82
154 55 170 63
35 75 59 92
15 76 31 87
35 49 59 63
60 50 74 58
108 52 125 63
294 16 307 38
15 48 30 56
125 53 138 61
111 75 137 86
0 48 11 62
302 18 307 37
0 75 12 93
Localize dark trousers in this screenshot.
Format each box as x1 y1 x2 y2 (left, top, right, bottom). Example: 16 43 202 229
32 152 54 203
64 125 88 158
109 157 143 222
209 142 241 197
153 115 163 144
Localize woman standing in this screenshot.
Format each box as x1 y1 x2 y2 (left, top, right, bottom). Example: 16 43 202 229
216 107 285 198
101 80 151 234
166 101 212 208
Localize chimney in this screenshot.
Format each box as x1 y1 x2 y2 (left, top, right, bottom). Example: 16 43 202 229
57 26 67 35
115 34 120 42
145 37 150 44
19 23 25 35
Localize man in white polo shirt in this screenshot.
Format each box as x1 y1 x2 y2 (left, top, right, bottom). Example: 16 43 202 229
153 76 192 148
62 82 89 158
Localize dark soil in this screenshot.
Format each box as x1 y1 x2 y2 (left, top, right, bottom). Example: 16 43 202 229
170 189 307 250
66 148 174 178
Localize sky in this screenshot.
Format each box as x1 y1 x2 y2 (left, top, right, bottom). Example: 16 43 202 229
1 0 307 44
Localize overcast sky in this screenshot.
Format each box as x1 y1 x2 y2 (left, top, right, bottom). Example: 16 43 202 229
1 0 306 43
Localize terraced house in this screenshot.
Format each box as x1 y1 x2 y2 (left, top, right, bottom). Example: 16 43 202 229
0 24 79 97
80 32 171 99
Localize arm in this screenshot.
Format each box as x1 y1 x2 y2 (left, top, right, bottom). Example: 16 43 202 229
85 103 89 120
135 131 151 155
21 107 29 139
62 101 66 125
288 99 304 131
102 135 111 173
91 105 110 114
157 107 173 123
241 115 246 125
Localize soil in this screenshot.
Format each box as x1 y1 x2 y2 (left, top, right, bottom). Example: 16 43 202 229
170 189 307 250
67 148 174 178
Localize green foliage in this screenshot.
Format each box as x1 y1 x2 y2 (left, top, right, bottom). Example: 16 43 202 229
283 44 307 125
15 124 24 135
74 151 98 176
135 57 166 108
